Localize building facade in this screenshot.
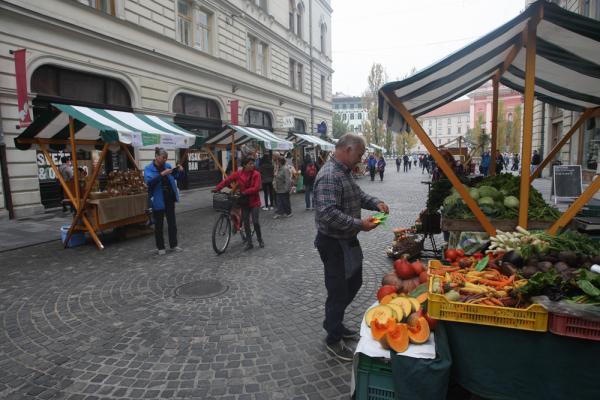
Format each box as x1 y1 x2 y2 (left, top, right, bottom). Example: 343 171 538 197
417 99 470 152
332 93 367 133
0 0 333 218
528 0 600 181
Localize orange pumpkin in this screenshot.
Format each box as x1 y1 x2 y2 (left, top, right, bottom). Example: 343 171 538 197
407 316 431 344
386 323 409 353
370 316 396 341
415 292 429 305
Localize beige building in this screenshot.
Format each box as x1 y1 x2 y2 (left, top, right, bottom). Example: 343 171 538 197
332 93 367 133
417 99 470 152
529 0 600 181
0 0 333 218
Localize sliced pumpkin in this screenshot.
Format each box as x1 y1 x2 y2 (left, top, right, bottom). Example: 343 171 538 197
386 323 409 353
385 303 405 322
389 297 412 317
407 316 431 344
365 305 395 327
415 292 429 305
371 316 396 341
380 293 397 305
407 298 421 313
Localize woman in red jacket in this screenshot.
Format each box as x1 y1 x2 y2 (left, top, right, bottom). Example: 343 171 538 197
214 156 264 250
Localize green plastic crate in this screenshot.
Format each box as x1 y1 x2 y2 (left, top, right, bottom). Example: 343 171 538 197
355 354 397 400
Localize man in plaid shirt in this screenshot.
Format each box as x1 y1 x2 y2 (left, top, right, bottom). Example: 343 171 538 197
314 133 389 361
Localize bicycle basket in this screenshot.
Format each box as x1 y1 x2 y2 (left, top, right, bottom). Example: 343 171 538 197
213 192 238 211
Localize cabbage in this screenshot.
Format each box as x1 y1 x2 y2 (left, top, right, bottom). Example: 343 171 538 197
443 194 460 207
478 185 501 200
469 188 480 200
503 195 520 208
477 196 495 206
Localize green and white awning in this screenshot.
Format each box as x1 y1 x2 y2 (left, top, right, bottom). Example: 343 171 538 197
204 125 293 151
15 103 197 150
286 132 335 151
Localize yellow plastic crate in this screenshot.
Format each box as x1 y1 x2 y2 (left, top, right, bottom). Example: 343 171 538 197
427 260 548 332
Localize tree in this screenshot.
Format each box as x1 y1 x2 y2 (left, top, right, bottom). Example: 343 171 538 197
362 63 388 146
496 100 507 151
332 113 349 139
467 113 490 156
395 130 418 154
384 128 393 154
509 104 522 154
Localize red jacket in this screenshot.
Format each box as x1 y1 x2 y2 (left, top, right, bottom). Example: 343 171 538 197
215 169 262 208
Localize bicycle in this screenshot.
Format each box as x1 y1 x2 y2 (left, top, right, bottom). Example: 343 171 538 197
211 191 254 255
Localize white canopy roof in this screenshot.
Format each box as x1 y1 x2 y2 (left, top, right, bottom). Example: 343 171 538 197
204 125 293 151
287 132 335 151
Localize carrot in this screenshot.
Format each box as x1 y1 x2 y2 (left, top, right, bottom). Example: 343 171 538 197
488 297 504 306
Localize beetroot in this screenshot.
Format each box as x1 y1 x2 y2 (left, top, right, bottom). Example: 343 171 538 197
382 272 402 290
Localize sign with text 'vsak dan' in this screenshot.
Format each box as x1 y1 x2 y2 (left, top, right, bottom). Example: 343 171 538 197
553 165 582 203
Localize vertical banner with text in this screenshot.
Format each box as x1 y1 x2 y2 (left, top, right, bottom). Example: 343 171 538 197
13 49 31 128
230 100 239 125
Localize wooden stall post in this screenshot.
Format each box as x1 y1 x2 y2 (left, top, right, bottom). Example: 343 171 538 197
518 20 538 229
119 142 139 170
548 175 600 234
382 90 496 235
69 117 81 211
490 77 499 176
205 147 226 176
530 108 600 183
63 143 109 248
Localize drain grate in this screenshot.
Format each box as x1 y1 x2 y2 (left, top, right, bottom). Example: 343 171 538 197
174 280 228 299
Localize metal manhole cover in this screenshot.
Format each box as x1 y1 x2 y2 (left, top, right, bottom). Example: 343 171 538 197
174 280 228 299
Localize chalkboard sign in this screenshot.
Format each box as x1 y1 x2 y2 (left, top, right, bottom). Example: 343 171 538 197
553 165 582 203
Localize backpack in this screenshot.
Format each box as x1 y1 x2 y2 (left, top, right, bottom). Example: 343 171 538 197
306 163 317 178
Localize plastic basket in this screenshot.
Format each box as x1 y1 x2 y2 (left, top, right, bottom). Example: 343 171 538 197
212 192 237 211
548 313 600 341
355 354 397 400
427 260 548 332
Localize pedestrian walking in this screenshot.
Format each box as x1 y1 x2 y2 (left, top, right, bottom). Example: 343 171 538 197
258 154 275 210
273 157 292 218
377 157 386 181
395 156 401 172
413 154 418 167
495 150 505 173
421 155 429 174
214 156 264 250
367 154 377 181
512 153 519 171
144 147 184 255
301 155 318 210
481 152 491 176
403 154 410 172
313 133 389 361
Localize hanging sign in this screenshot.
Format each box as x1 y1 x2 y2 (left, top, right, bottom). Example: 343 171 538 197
12 49 31 128
282 115 295 129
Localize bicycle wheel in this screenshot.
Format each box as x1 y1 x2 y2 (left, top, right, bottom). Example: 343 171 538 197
212 213 231 254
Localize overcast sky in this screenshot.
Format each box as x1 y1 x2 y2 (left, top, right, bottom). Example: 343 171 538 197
331 0 526 96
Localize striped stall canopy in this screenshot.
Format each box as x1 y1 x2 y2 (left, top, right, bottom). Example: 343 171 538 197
204 125 294 151
369 143 386 152
15 103 197 150
378 0 600 133
287 132 335 151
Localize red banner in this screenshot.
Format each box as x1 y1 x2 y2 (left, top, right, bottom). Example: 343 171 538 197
13 49 31 128
230 100 239 125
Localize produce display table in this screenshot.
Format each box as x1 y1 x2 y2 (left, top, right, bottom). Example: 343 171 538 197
383 321 599 400
441 217 556 232
78 193 148 231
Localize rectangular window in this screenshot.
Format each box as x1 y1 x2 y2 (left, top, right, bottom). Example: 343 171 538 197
358 113 362 120
297 63 303 92
320 75 326 99
177 0 192 46
194 8 211 52
256 0 268 12
289 59 296 88
458 126 461 134
297 14 302 38
247 36 257 72
350 113 354 120
447 127 451 135
82 0 115 15
342 114 347 121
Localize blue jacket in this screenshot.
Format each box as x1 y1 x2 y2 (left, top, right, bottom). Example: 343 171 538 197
481 154 491 168
144 161 183 211
367 156 377 169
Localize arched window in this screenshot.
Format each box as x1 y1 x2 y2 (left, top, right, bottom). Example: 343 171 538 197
288 0 295 32
31 65 131 111
173 93 220 120
320 22 327 54
296 2 304 38
294 118 306 133
244 108 272 129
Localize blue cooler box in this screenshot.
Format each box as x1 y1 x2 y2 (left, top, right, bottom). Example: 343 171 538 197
60 225 86 248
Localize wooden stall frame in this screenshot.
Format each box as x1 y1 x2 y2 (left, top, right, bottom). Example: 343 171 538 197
490 77 499 176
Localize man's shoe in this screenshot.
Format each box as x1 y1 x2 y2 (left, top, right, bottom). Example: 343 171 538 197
262 206 269 211
342 326 359 340
273 214 281 219
326 340 354 362
157 249 166 255
258 239 265 248
170 246 183 252
286 213 293 218
244 243 254 251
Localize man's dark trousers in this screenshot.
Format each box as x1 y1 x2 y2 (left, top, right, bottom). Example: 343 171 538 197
153 197 177 250
315 232 362 345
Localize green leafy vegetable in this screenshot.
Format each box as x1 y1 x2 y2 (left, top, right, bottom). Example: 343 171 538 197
475 255 489 272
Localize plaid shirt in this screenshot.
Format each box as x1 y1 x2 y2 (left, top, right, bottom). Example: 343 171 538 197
314 157 381 239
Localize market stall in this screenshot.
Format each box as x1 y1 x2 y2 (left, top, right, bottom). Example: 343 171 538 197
286 132 334 168
15 103 198 250
354 2 600 398
368 143 386 155
378 0 600 236
202 124 294 176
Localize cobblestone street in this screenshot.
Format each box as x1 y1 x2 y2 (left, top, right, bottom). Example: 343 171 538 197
0 166 431 400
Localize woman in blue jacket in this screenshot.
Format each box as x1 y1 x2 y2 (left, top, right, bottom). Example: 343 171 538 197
144 147 184 255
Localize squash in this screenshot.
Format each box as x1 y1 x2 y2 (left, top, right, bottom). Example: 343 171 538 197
407 298 421 313
364 305 395 327
371 315 396 341
377 285 398 301
385 323 409 353
389 297 412 317
385 303 405 322
415 292 429 305
407 316 431 344
380 293 397 305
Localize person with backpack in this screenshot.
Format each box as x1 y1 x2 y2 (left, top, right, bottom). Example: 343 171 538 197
377 156 386 181
301 155 318 210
